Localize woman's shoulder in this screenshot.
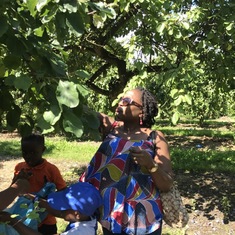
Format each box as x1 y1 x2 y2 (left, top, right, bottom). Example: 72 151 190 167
150 130 166 138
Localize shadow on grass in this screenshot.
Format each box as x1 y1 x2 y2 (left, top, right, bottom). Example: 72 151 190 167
176 170 235 224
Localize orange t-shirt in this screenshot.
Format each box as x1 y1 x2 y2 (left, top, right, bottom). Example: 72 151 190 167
14 159 66 226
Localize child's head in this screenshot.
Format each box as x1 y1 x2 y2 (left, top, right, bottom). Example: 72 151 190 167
21 133 45 167
47 182 103 219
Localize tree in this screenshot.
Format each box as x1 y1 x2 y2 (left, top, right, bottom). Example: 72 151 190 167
0 0 234 138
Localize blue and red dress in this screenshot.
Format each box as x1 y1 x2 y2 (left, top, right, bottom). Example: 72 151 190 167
80 133 163 234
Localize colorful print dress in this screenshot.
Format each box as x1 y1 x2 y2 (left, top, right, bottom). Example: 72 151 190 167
80 133 163 234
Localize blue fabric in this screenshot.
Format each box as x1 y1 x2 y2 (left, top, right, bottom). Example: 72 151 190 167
0 182 56 235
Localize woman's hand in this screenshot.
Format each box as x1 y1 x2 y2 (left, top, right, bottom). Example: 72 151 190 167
129 146 155 170
11 178 30 195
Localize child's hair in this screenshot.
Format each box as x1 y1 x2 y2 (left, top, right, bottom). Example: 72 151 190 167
21 133 45 146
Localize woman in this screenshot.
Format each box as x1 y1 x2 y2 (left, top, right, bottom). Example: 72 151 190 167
80 87 173 235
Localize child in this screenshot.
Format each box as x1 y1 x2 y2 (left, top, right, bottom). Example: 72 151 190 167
45 182 103 235
12 133 67 235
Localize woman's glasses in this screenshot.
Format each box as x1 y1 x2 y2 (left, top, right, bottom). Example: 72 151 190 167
119 97 143 109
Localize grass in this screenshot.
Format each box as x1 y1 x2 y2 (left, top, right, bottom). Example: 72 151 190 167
171 148 235 174
155 125 235 139
45 138 100 162
0 136 100 163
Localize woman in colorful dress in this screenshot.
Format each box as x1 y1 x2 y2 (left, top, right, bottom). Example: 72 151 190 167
80 87 173 235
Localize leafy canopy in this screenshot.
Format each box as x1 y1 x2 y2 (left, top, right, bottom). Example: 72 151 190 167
0 0 234 138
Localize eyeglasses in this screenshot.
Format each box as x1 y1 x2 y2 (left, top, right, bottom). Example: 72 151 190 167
119 97 143 109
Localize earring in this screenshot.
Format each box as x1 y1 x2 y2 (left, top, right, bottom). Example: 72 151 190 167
140 117 143 125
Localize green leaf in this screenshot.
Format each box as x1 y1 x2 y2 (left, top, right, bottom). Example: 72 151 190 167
184 94 192 105
0 62 6 77
27 0 37 16
93 14 104 28
10 214 19 218
170 89 178 98
63 109 83 137
75 70 90 79
83 110 100 130
76 84 89 99
5 36 26 56
227 43 232 51
174 96 182 106
157 22 166 33
226 22 234 31
37 116 55 134
0 16 8 37
63 1 78 13
89 2 116 19
34 26 44 37
66 12 84 36
175 30 182 39
14 74 32 91
36 0 48 12
56 81 79 108
0 89 13 111
41 5 58 23
168 28 174 35
171 112 180 125
49 54 67 76
182 22 190 30
43 104 62 125
6 105 21 128
3 55 21 69
4 75 16 86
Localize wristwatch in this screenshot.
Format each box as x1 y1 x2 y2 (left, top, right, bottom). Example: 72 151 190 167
148 162 158 173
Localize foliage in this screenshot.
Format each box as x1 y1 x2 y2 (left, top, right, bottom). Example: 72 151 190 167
0 0 234 137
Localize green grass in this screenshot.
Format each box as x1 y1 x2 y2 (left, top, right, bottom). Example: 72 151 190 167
45 137 100 162
155 118 235 127
0 137 101 162
171 148 235 174
0 139 21 157
2 140 234 174
157 127 235 139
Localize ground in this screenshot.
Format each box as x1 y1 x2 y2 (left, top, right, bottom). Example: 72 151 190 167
0 120 234 235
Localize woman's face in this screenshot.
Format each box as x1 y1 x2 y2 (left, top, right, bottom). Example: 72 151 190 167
115 89 143 121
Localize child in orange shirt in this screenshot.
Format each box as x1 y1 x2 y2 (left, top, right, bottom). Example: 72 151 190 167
13 133 66 235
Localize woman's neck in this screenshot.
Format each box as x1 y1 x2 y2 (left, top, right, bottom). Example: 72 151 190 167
122 123 148 134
